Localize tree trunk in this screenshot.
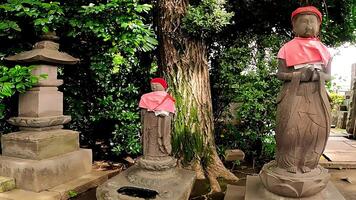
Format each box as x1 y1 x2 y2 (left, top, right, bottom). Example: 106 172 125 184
156 0 238 192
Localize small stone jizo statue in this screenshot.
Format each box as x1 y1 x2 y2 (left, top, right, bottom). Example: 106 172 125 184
139 78 175 158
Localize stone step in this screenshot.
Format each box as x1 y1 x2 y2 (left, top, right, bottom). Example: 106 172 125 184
0 169 118 200
0 190 60 200
224 185 245 200
225 149 245 161
0 177 15 193
48 170 118 200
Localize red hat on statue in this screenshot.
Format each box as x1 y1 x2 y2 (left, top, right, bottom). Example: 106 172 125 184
151 78 168 90
291 6 322 22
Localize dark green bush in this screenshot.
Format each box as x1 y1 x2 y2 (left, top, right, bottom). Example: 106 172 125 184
211 35 284 164
0 0 157 159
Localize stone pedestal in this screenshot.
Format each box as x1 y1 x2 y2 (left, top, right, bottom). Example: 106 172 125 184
0 149 92 192
244 176 345 200
259 161 330 198
2 129 79 160
0 128 92 192
96 165 196 200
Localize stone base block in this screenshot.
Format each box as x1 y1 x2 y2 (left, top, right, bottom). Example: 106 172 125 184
224 185 245 200
0 176 15 193
1 129 79 160
0 169 117 200
0 189 60 200
245 176 345 200
18 87 63 117
0 149 92 192
96 165 196 200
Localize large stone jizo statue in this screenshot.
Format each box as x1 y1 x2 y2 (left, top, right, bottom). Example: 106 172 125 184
259 6 333 198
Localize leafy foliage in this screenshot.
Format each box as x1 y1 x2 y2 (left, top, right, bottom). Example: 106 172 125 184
329 92 345 112
0 0 157 159
0 65 44 119
182 0 234 38
213 0 356 48
67 190 78 198
211 35 284 162
0 0 63 34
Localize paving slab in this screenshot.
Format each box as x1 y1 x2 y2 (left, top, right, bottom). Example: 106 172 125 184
320 160 356 169
48 170 116 200
323 136 356 163
344 140 356 148
224 185 245 200
325 140 356 152
0 169 118 200
324 152 356 162
330 169 356 200
0 189 60 200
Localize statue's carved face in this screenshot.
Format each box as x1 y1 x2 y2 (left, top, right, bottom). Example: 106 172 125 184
151 83 165 91
292 13 320 37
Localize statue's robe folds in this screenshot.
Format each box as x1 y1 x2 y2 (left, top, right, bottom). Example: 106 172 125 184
275 67 331 170
141 110 173 157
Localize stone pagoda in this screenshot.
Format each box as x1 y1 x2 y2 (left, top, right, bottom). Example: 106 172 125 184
0 33 92 193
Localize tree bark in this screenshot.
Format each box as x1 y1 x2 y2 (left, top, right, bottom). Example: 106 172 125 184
156 0 238 192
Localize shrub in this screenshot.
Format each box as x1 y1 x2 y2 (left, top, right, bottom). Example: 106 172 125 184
0 0 157 159
212 35 284 164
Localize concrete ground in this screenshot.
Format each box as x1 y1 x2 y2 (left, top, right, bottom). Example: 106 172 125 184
330 168 356 200
324 129 356 199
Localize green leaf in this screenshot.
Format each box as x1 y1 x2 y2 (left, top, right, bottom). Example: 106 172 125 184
0 76 9 82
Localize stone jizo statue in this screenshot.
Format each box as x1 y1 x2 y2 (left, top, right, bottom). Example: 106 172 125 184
97 78 196 200
259 6 332 198
275 6 331 174
139 78 175 157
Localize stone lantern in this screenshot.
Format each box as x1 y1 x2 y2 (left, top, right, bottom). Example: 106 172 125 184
0 33 92 193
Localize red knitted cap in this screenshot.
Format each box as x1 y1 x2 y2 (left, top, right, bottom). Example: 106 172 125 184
291 6 322 22
150 78 168 89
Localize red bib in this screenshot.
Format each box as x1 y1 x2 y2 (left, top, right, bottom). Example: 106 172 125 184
278 37 331 67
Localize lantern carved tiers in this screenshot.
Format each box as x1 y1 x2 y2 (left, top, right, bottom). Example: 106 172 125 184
0 34 93 193
6 34 79 131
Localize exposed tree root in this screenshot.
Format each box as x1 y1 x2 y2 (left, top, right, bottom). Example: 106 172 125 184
192 160 206 179
188 150 239 193
206 150 239 192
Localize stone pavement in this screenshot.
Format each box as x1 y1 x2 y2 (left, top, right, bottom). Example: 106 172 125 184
320 128 356 168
